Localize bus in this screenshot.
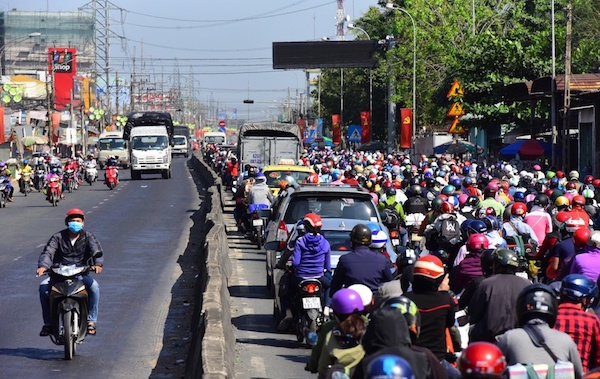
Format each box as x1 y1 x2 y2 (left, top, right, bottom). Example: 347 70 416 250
97 130 129 168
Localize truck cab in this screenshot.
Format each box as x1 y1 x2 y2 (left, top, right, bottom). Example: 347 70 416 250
129 125 172 180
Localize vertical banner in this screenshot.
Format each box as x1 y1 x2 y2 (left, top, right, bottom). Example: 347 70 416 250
48 48 77 111
399 108 413 149
332 114 341 145
296 118 306 141
51 112 61 143
360 111 371 143
0 106 4 144
315 118 323 139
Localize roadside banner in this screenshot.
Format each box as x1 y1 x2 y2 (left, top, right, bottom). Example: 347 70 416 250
399 108 413 149
332 114 341 145
360 111 371 143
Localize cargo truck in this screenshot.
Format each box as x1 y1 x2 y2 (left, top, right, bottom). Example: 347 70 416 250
236 122 303 171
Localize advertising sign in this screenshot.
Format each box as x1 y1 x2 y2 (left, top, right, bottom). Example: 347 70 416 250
48 48 77 111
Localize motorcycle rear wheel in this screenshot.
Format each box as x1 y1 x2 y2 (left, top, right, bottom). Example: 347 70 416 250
63 311 75 360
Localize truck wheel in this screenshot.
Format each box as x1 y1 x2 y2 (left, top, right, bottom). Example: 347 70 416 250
162 169 170 179
131 169 140 180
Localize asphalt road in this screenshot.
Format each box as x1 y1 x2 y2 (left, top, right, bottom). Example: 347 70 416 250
224 198 314 379
0 157 198 378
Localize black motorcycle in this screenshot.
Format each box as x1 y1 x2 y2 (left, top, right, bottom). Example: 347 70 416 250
294 278 326 346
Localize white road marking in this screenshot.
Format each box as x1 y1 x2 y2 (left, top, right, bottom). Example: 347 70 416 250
36 244 45 248
13 256 21 261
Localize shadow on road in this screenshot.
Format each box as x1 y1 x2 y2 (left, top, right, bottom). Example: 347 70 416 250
229 285 271 299
0 347 65 361
232 314 274 333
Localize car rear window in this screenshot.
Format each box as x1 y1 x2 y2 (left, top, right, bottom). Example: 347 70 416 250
265 170 311 187
283 195 377 224
322 230 352 251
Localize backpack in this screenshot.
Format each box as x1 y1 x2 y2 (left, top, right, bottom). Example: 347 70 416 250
382 201 401 229
437 216 462 250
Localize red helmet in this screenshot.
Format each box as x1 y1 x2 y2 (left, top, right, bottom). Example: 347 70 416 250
484 207 497 217
584 175 594 184
483 185 497 197
437 194 448 202
66 208 85 219
593 179 600 188
467 233 489 252
440 202 455 214
458 342 507 379
573 227 591 247
382 181 393 189
511 202 528 217
393 180 402 189
304 173 319 184
556 171 565 179
303 213 322 233
572 195 586 207
565 182 576 190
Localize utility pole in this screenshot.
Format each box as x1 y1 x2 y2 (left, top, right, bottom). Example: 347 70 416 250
561 3 572 171
130 56 135 112
115 71 119 116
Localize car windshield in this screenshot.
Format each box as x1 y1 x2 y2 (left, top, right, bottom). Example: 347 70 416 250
131 136 168 150
98 138 126 151
283 195 378 224
174 137 186 145
264 170 311 187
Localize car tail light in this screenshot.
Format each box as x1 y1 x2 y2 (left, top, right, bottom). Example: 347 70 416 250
277 221 288 250
303 283 319 294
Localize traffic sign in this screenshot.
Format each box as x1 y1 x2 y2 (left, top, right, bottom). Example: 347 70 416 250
347 125 362 143
446 102 465 117
447 80 464 98
448 118 467 134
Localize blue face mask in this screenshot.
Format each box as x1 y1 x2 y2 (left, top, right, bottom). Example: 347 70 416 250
68 221 84 234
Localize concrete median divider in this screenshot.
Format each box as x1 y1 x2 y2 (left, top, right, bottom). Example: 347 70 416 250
186 152 235 379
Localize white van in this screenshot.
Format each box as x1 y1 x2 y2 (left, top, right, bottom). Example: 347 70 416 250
202 131 227 150
172 135 189 157
129 126 172 180
97 130 129 168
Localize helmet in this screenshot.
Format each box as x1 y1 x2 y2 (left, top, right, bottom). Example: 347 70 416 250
413 255 445 279
0 161 5 168
511 202 528 217
468 219 488 235
467 233 489 252
565 181 577 191
348 283 374 307
482 216 501 231
560 274 598 306
442 185 456 196
549 177 559 188
516 283 558 327
370 230 388 249
463 177 474 187
458 193 469 206
440 202 455 214
396 248 417 268
555 196 570 207
513 192 525 202
594 179 600 188
480 249 496 276
483 185 497 197
493 248 520 268
330 288 364 315
533 194 550 207
465 195 480 207
366 355 414 379
458 342 507 379
304 173 319 184
65 208 85 223
582 188 595 199
278 179 289 190
22 159 29 165
573 227 591 247
366 221 381 234
572 195 586 207
303 213 322 234
294 220 306 237
247 166 257 177
255 172 266 182
408 184 422 197
431 197 445 211
556 170 564 179
450 177 462 188
569 170 580 180
386 187 397 197
584 175 594 184
380 296 421 339
350 224 372 246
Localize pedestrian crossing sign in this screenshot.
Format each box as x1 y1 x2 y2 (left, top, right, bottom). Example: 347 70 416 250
347 125 362 143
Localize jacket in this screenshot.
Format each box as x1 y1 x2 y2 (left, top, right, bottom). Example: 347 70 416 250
292 233 331 278
38 229 104 269
569 246 600 282
330 245 393 294
246 181 273 206
318 324 365 379
452 252 483 294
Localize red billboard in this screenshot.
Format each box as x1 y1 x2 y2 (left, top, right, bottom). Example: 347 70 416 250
48 48 77 111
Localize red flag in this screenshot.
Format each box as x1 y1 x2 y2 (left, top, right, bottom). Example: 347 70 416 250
332 114 341 145
399 108 413 149
360 111 371 143
51 112 61 143
0 107 5 144
297 118 306 140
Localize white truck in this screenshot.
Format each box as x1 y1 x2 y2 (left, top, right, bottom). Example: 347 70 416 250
172 135 189 158
129 125 172 180
236 122 303 170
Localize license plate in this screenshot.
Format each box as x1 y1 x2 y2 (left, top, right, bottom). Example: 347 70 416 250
302 297 321 309
252 219 263 226
392 239 400 246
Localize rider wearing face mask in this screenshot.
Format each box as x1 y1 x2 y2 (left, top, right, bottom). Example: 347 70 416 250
36 208 104 337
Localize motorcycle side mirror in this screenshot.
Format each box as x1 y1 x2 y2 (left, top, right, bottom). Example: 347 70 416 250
264 241 281 251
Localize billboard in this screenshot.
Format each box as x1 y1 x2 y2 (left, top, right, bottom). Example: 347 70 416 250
48 48 77 111
273 41 379 69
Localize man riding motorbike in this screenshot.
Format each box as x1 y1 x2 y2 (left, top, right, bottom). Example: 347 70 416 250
18 159 34 193
0 161 15 201
36 208 104 337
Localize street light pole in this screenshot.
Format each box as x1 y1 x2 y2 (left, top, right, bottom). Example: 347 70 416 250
386 3 417 155
348 23 373 141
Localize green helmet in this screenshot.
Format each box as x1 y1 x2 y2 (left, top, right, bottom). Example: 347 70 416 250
350 224 372 246
431 197 445 211
493 248 520 268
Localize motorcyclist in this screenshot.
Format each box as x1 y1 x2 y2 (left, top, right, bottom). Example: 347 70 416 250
0 161 15 201
36 208 104 337
104 154 119 183
18 159 34 193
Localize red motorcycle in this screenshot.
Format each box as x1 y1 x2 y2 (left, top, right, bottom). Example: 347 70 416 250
105 166 118 190
46 176 62 206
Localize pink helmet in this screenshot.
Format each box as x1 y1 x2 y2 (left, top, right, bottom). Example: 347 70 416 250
524 194 536 203
564 192 575 203
458 193 469 206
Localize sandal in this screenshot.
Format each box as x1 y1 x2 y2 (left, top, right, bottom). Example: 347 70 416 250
39 324 52 337
87 322 97 336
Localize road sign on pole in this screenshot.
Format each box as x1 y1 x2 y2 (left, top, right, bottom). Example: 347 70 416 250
347 125 362 143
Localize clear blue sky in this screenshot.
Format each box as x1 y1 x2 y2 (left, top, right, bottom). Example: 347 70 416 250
3 0 378 122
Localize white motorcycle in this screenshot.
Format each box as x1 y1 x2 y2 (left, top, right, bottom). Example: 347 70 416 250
85 163 98 185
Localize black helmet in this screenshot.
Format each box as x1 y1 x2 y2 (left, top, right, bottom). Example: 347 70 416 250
431 197 444 211
465 195 480 207
247 166 257 178
408 184 423 197
385 187 397 197
493 248 520 269
409 176 421 186
516 283 558 327
533 194 550 207
395 247 416 269
480 249 496 276
350 224 372 246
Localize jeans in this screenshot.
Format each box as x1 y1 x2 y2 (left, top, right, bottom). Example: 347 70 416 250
441 358 461 379
40 275 99 324
399 227 408 246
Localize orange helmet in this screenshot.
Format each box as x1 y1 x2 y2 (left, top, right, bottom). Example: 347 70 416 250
304 173 319 184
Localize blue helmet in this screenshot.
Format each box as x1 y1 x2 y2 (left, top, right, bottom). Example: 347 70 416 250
560 274 598 305
366 221 381 234
366 354 415 379
450 177 462 188
467 219 487 235
513 192 525 202
483 215 501 231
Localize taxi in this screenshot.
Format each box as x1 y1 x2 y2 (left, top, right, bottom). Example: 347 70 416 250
262 164 314 196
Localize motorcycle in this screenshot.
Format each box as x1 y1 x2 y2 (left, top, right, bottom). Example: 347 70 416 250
64 169 77 193
0 176 9 207
85 163 98 185
46 176 62 206
405 213 426 256
20 171 33 196
33 167 46 191
105 166 118 190
248 204 270 249
41 254 101 360
294 278 326 346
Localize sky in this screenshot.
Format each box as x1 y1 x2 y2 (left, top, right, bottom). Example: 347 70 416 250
3 0 379 123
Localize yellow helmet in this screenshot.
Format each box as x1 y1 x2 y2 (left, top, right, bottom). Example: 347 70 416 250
555 196 570 207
